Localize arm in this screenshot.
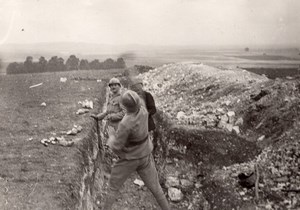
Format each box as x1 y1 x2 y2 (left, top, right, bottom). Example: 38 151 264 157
107 123 129 155
106 107 125 121
145 92 156 116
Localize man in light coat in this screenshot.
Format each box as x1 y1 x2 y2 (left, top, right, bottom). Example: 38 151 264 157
103 90 170 210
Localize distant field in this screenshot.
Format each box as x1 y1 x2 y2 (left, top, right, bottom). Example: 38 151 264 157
231 55 300 61
2 48 300 75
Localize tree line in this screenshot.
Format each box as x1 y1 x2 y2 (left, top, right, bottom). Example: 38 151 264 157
6 55 126 74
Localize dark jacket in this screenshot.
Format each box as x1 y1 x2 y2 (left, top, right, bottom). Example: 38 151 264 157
144 91 156 131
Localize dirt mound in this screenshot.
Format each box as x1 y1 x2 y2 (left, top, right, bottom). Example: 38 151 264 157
138 63 268 130
137 63 300 209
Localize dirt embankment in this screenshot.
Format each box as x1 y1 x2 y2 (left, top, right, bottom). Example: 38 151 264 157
136 63 300 209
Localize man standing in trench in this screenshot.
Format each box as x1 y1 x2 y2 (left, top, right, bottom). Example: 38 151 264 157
103 90 170 210
91 77 125 135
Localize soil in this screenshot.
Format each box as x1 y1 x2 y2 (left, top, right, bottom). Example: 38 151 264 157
0 70 110 209
2 64 300 210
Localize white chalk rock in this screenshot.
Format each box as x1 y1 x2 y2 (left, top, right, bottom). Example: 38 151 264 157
225 124 233 132
76 108 89 115
180 179 193 188
165 176 180 188
176 111 186 120
40 102 47 107
232 126 240 134
235 117 244 126
133 179 145 187
60 77 67 82
168 187 184 202
257 135 265 141
227 111 235 124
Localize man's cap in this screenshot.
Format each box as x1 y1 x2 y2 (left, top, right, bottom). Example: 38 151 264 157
108 77 121 86
121 90 141 113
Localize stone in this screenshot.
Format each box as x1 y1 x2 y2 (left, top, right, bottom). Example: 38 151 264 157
176 111 186 120
168 187 184 202
180 179 194 188
232 126 240 134
227 111 235 124
225 124 233 132
76 108 89 115
133 179 145 187
195 181 202 189
165 176 180 188
220 114 229 123
235 117 244 126
60 77 67 82
257 135 265 141
217 120 228 129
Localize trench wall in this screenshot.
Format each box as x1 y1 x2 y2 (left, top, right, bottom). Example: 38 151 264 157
69 76 260 209
63 89 108 210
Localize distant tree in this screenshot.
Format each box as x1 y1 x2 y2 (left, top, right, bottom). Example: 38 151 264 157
79 59 90 70
245 47 250 52
66 55 79 70
89 59 101 69
24 56 34 73
37 56 47 72
57 57 66 71
116 57 126 68
102 58 115 69
47 56 62 72
7 62 22 74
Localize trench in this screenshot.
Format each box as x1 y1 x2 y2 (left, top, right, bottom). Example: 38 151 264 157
74 83 260 210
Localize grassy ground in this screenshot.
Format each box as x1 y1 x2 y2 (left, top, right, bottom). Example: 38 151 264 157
0 69 119 209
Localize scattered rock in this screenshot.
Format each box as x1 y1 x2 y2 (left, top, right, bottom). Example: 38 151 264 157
60 77 67 82
235 117 244 126
176 111 186 120
168 187 184 202
232 126 240 135
227 111 235 124
257 135 265 141
133 179 145 187
76 108 90 115
165 176 180 188
180 179 193 188
78 99 93 109
67 125 83 135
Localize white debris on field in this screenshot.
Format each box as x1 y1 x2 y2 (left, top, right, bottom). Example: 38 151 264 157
40 136 74 147
133 179 145 187
76 108 90 115
66 125 83 135
78 99 93 109
60 77 67 82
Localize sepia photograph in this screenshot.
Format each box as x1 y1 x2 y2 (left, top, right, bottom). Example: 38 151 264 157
0 0 300 209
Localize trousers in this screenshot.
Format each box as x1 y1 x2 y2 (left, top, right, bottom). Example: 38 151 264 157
103 154 170 210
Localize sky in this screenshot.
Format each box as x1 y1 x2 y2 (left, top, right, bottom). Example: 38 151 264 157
0 0 300 47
